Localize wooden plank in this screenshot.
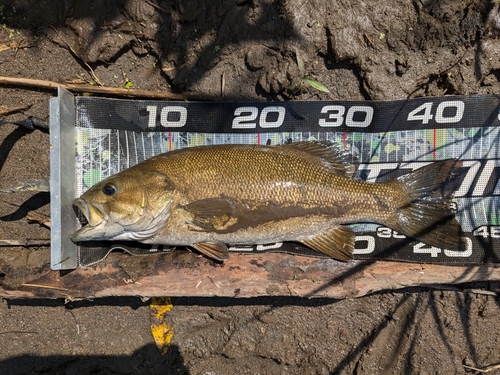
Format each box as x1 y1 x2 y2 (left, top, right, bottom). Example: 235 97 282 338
0 251 499 299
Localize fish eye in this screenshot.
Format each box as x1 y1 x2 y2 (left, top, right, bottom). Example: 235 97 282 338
102 184 117 196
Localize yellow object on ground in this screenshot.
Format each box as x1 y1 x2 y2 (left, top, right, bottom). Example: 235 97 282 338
149 297 174 355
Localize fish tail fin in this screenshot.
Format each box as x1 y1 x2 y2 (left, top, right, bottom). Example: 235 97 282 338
387 159 465 251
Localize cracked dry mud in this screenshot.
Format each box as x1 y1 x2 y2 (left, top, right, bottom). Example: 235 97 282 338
1 0 500 374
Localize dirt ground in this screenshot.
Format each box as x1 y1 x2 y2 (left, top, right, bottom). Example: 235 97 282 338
1 0 500 374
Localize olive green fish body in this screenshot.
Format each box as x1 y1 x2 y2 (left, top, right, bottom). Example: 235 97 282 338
71 142 465 262
142 144 401 222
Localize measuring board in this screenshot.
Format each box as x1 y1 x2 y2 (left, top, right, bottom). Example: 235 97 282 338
50 88 500 270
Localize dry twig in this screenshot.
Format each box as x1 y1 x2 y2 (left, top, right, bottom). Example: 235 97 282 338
27 212 51 229
0 178 50 193
0 41 33 54
21 283 69 291
0 75 184 100
84 62 103 86
221 72 226 97
0 239 50 247
145 0 169 14
0 104 31 117
49 25 103 86
463 363 500 373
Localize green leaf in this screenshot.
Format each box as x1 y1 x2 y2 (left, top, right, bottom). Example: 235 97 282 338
305 78 330 93
84 169 105 188
125 81 133 89
296 52 305 76
287 80 300 91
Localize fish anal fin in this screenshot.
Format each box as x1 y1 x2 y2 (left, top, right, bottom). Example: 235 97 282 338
191 242 229 261
282 141 353 176
299 225 354 261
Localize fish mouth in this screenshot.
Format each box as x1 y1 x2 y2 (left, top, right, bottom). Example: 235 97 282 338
71 194 177 243
73 198 104 227
70 198 112 242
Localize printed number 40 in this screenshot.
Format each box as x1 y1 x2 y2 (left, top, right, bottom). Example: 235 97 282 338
413 237 472 258
407 101 464 124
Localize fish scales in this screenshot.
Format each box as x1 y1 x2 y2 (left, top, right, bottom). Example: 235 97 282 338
146 144 395 221
71 142 465 262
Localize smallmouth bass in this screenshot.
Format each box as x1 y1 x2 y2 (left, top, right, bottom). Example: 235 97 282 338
71 142 465 261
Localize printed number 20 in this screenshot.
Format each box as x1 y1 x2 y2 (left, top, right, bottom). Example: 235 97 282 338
232 106 286 129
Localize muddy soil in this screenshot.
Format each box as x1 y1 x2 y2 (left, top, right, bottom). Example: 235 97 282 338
1 0 500 374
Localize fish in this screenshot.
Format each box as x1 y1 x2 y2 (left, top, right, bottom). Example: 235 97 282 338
71 142 465 262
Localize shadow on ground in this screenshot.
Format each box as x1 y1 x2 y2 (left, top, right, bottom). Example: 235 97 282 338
0 344 188 375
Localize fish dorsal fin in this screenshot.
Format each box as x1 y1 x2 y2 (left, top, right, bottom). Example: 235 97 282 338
282 141 353 176
299 225 354 261
191 242 229 261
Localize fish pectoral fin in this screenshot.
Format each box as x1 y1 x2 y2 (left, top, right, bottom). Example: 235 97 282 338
185 198 237 230
191 242 229 262
299 225 354 261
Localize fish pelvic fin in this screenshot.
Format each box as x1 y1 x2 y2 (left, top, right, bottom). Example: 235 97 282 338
299 225 354 261
191 242 229 262
388 159 465 251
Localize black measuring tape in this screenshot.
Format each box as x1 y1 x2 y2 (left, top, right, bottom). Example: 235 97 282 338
74 94 500 266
